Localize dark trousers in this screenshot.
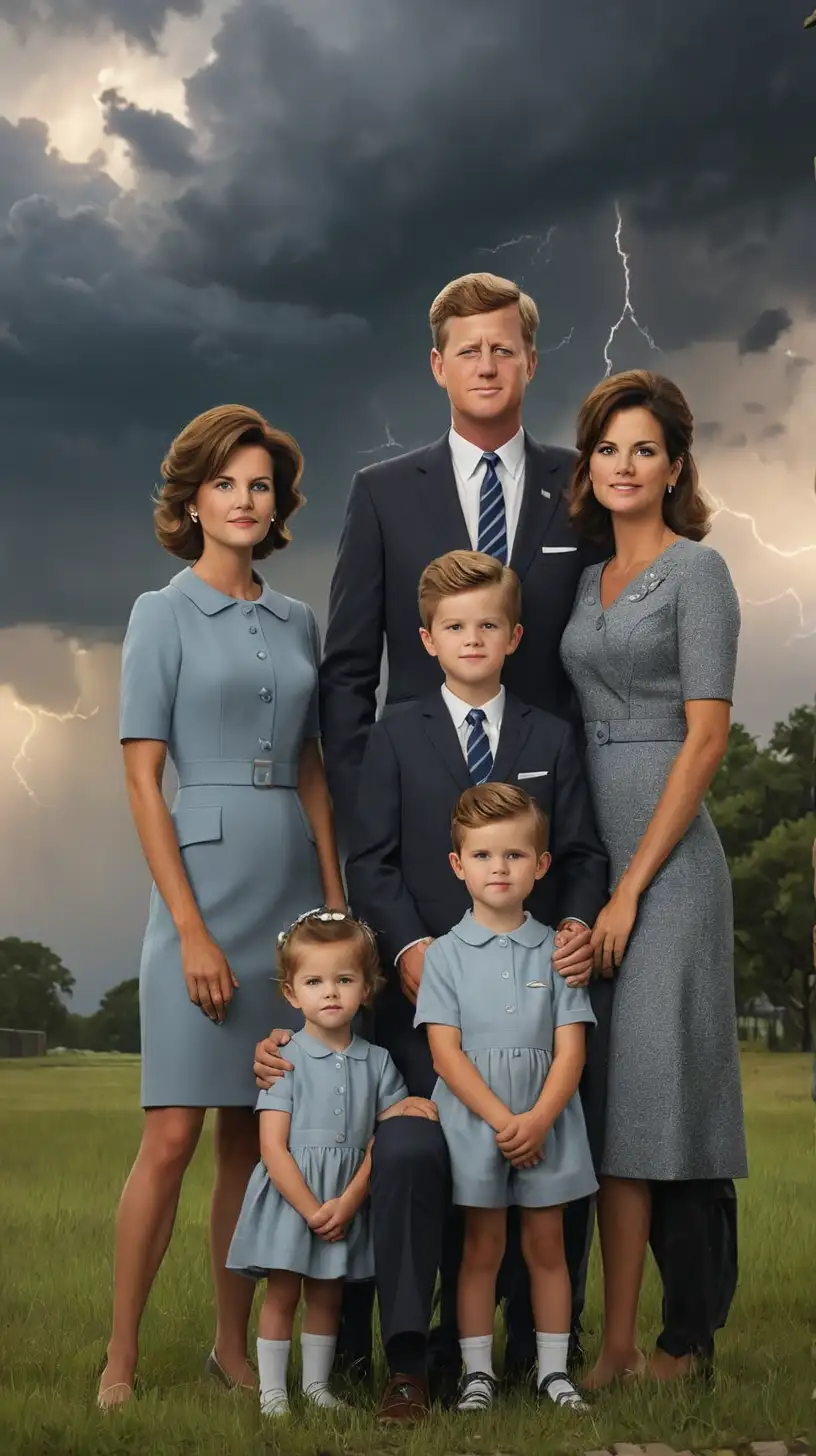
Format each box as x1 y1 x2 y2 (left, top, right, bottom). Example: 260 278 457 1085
649 1178 738 1359
336 976 613 1377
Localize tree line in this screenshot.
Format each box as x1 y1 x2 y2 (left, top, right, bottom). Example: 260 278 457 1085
1 703 814 1054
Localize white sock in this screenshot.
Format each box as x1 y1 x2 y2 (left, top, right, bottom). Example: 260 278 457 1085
458 1335 495 1410
257 1337 290 1416
301 1332 345 1409
536 1332 586 1409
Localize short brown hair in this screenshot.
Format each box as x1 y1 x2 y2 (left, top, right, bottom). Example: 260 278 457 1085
276 911 384 998
418 550 521 629
451 783 549 856
567 370 710 546
153 404 305 560
429 272 539 353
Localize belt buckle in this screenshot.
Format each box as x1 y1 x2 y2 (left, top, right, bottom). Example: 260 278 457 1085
252 758 273 788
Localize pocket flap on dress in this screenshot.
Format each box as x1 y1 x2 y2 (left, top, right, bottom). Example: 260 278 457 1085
173 805 223 848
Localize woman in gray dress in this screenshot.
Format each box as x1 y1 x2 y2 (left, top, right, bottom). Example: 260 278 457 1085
98 405 344 1407
559 371 747 1387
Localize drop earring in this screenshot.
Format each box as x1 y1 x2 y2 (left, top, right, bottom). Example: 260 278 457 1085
189 507 199 522
667 484 674 495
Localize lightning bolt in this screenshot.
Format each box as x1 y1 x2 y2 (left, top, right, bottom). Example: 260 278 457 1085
740 588 816 643
540 325 575 355
478 225 556 265
9 644 99 804
358 419 403 456
708 495 816 642
603 200 661 377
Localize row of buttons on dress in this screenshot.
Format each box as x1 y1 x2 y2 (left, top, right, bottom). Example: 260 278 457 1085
497 938 516 1014
242 602 275 748
334 1057 346 1142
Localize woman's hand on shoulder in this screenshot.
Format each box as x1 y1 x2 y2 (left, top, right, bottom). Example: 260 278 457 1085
253 1029 295 1089
179 927 238 1023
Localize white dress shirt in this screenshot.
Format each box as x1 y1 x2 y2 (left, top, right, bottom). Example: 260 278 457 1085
448 425 526 555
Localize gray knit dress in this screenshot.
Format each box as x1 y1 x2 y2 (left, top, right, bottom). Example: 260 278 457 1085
559 539 748 1181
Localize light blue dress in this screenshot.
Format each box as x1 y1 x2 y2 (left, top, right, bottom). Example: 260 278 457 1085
119 566 324 1108
227 1029 407 1280
414 913 598 1209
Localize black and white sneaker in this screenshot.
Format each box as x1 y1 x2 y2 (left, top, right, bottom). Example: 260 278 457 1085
537 1370 590 1412
457 1371 499 1411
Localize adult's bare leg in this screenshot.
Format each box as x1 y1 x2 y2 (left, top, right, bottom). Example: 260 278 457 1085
209 1106 260 1386
98 1105 206 1405
584 1174 650 1389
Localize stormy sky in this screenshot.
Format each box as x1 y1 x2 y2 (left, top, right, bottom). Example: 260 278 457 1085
0 0 814 1011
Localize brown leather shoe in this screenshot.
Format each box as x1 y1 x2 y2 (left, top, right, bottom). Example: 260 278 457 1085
377 1372 430 1424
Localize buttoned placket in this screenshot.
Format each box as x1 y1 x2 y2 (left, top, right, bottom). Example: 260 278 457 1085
333 1054 347 1143
240 602 276 753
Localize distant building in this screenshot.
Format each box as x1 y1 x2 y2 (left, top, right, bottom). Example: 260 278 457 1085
0 1027 46 1058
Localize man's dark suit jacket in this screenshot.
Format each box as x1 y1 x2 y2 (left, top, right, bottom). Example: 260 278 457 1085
319 431 603 833
344 689 609 1097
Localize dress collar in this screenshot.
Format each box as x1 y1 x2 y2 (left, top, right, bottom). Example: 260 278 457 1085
451 910 552 948
448 424 525 482
169 566 291 620
292 1029 370 1060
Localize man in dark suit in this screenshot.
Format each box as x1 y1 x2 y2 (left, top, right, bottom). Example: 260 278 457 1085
319 271 604 837
343 550 609 1421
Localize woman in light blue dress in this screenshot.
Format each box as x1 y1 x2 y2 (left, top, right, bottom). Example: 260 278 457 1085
98 405 345 1408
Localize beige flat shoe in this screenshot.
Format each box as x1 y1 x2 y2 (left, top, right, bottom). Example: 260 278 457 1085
204 1348 256 1392
96 1380 134 1410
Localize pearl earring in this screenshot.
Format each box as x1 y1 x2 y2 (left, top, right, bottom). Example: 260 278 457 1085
667 484 674 495
189 507 199 522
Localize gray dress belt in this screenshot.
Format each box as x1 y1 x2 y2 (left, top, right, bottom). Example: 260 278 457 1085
176 758 299 788
585 717 687 746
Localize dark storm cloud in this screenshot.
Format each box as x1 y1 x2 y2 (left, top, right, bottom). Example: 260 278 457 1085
697 422 724 441
0 0 203 50
738 308 794 355
0 0 813 637
100 89 200 177
743 402 766 414
760 423 787 439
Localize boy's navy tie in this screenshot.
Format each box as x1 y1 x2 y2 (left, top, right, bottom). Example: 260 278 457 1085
466 707 493 784
476 451 508 564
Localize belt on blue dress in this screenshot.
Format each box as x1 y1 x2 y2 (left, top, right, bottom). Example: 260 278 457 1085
585 717 687 746
175 758 299 788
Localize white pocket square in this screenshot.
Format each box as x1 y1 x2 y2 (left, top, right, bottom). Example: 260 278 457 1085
518 770 548 780
541 545 577 553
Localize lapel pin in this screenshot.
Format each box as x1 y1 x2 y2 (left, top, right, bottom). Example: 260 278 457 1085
541 488 551 499
526 980 547 989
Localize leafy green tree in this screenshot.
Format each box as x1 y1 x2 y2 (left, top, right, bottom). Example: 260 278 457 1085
731 815 816 1052
92 978 140 1054
0 938 75 1041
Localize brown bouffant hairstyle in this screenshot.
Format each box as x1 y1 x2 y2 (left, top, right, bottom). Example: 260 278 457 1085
429 272 539 353
567 370 711 546
418 550 521 630
153 404 305 561
276 912 384 1000
451 783 549 856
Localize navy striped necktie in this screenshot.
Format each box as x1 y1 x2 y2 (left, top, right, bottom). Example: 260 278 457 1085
476 451 508 564
466 708 493 784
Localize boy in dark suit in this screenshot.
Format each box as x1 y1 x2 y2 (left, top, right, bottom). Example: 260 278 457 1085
344 550 610 1423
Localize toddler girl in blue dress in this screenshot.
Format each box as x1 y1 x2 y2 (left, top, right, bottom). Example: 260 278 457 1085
415 784 598 1413
228 909 434 1417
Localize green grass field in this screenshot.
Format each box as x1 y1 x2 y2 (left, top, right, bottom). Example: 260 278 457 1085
1 1051 814 1456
